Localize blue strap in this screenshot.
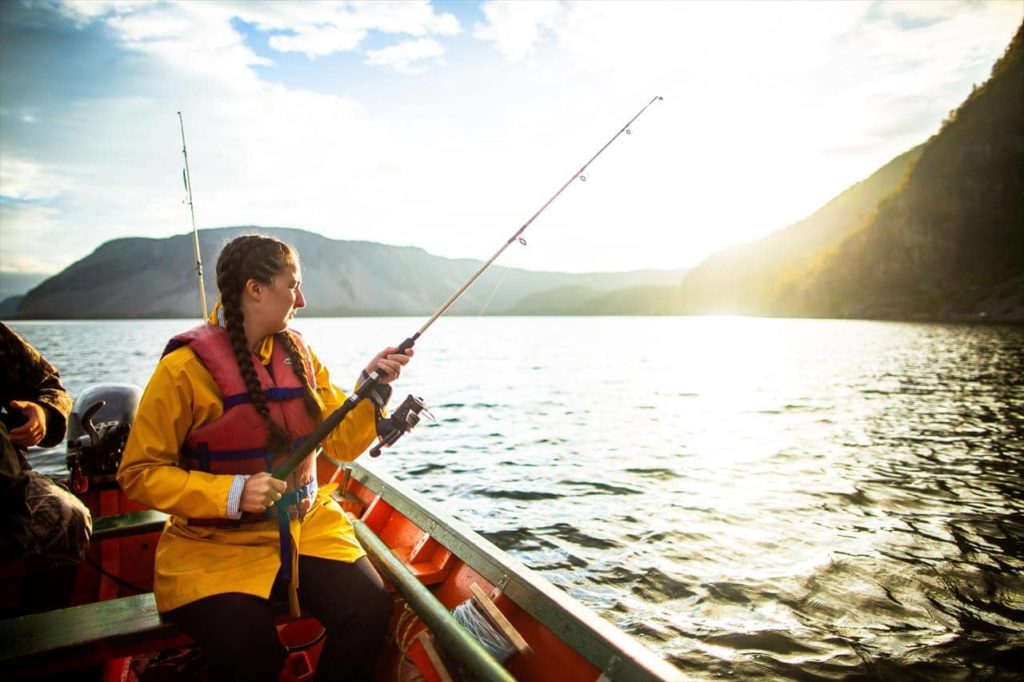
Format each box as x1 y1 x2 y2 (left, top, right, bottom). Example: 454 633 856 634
192 443 210 472
185 445 269 462
186 436 306 464
223 387 307 410
273 480 315 583
277 505 292 582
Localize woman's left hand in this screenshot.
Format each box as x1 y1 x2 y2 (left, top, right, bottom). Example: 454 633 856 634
365 347 413 384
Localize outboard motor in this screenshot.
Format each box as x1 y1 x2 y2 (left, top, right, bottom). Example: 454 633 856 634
66 383 142 494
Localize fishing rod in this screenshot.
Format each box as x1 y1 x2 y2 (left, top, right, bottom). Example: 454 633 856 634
178 111 209 320
274 95 663 479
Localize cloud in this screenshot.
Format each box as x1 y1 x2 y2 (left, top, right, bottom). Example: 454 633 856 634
0 251 66 275
57 0 147 24
472 0 563 61
462 0 1023 270
0 158 73 201
4 0 1021 276
0 200 71 273
56 0 461 72
257 1 460 58
365 38 445 74
57 1 269 85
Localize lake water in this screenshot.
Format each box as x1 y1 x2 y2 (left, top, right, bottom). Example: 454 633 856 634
9 316 1024 680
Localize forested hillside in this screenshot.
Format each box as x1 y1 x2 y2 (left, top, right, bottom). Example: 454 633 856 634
787 22 1024 320
674 147 922 315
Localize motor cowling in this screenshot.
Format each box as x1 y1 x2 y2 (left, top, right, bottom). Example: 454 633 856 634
66 383 142 493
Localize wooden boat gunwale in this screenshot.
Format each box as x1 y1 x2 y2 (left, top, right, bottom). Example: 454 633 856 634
345 461 683 682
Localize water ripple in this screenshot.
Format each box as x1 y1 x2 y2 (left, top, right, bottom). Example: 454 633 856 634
15 317 1024 679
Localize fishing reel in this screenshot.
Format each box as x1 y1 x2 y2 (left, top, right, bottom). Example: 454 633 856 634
66 383 140 494
370 394 434 457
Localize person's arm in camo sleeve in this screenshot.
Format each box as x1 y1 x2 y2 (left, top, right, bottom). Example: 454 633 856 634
0 323 72 450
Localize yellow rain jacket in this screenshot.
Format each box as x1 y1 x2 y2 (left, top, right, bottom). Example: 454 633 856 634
117 323 379 613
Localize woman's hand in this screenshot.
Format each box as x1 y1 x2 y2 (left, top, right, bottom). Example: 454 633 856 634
240 472 287 513
7 400 47 447
365 347 413 385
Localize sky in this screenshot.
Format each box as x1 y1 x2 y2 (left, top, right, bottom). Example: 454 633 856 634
1 0 1021 290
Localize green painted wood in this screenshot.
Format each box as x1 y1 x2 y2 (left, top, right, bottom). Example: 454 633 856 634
0 592 179 672
91 510 168 541
353 519 516 682
347 462 684 682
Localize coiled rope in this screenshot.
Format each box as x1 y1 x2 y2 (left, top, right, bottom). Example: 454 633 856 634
451 599 516 662
393 595 517 681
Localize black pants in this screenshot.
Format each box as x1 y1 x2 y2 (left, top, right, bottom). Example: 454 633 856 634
164 555 391 682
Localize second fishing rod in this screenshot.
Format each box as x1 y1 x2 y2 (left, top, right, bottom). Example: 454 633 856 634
274 95 663 480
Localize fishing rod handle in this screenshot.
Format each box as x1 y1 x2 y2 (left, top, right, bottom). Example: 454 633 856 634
397 334 418 355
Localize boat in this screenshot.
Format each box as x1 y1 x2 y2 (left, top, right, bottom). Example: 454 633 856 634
0 383 683 681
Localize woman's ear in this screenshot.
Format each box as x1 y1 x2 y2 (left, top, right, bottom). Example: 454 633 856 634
243 278 263 302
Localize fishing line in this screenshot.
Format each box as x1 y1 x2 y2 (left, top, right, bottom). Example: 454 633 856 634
477 265 514 316
275 95 663 479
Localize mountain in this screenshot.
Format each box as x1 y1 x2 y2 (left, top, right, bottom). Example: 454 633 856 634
505 136 929 318
671 146 923 316
0 271 49 299
786 22 1024 320
506 283 680 315
0 271 48 315
665 23 1024 322
0 295 24 317
11 227 687 319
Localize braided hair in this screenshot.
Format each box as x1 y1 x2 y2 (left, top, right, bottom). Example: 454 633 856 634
215 235 321 453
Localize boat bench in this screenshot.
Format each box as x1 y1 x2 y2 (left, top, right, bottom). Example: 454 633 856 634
2 510 369 676
1 511 181 676
0 591 188 676
91 509 168 541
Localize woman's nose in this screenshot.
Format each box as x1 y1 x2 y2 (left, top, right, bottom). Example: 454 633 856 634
296 287 306 308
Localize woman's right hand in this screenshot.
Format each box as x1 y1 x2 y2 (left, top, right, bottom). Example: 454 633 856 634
240 472 287 513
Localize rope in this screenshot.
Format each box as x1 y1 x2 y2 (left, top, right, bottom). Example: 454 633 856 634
393 602 425 682
451 599 516 662
393 596 517 680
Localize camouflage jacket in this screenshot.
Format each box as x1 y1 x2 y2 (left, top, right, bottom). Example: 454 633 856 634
0 323 72 453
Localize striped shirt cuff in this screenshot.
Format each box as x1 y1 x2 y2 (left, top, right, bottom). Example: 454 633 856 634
226 474 249 519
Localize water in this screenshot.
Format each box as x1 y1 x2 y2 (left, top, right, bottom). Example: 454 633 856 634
9 317 1024 679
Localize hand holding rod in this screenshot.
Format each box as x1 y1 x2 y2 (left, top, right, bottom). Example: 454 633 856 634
273 96 663 480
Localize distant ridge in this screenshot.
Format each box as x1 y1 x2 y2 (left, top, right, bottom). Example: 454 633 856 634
11 227 687 319
665 21 1024 322
674 145 923 316
789 22 1024 320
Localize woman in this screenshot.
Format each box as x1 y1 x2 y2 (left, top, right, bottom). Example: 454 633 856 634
118 234 411 681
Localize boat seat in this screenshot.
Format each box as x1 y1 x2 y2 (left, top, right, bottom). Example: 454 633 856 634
91 509 168 541
0 590 315 677
0 592 189 676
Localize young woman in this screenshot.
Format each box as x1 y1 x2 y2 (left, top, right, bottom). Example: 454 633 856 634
118 234 412 681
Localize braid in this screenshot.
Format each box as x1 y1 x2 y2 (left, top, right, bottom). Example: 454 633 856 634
278 331 323 419
216 234 295 453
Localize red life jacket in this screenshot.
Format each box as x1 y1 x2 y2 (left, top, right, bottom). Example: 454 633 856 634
163 324 320 520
